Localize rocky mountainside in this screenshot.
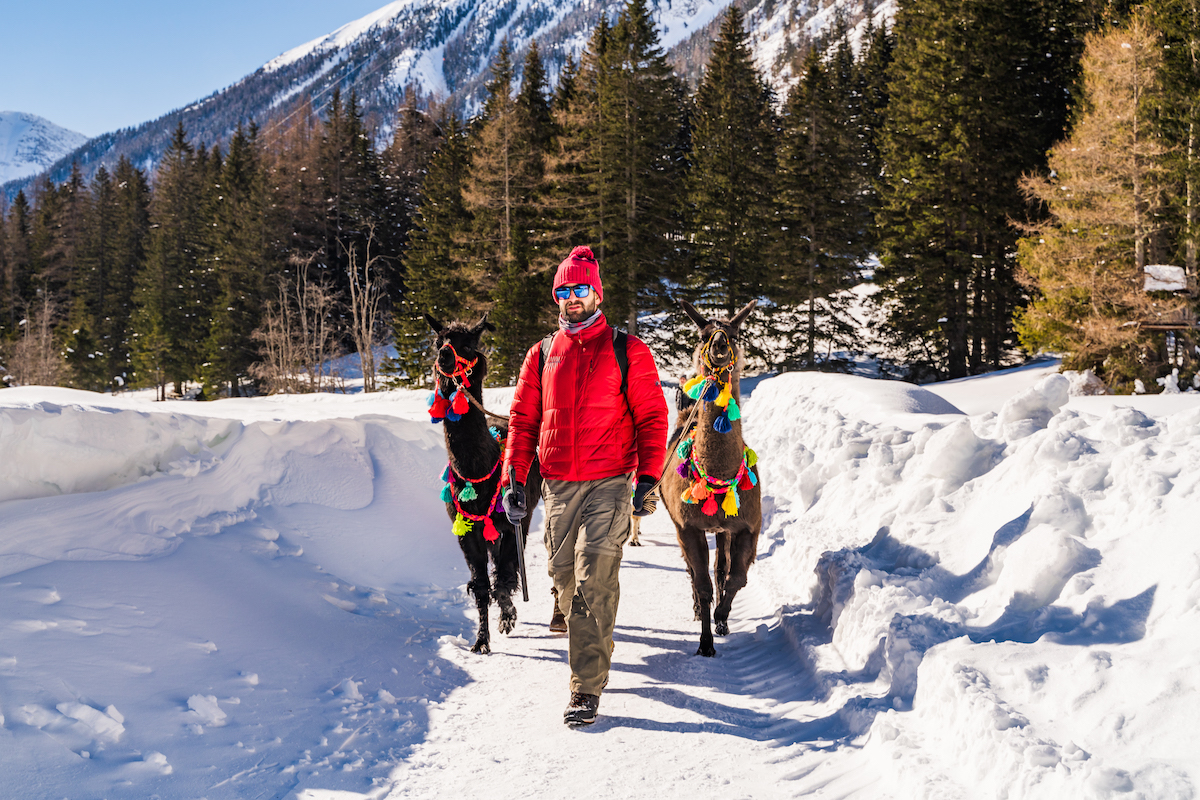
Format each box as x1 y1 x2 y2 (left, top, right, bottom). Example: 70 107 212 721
2 0 890 199
0 112 88 186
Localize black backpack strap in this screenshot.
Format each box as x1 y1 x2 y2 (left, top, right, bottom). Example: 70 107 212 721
538 331 556 378
612 328 629 395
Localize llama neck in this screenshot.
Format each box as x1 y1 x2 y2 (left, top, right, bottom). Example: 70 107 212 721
691 387 745 480
443 385 500 479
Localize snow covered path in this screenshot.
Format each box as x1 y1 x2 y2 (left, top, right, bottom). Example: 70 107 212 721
379 507 840 800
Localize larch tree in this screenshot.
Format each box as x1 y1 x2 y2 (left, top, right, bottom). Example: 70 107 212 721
1016 11 1182 389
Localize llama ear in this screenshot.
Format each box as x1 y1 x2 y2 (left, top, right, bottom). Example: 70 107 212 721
679 300 709 331
729 300 757 332
470 311 495 336
424 313 445 334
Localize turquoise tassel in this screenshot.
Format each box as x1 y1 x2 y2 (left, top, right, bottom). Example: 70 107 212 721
440 484 453 502
748 469 758 486
713 413 732 434
726 396 741 421
459 484 477 501
676 437 693 459
441 465 451 482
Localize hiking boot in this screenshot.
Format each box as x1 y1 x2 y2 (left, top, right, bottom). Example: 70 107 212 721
563 692 599 725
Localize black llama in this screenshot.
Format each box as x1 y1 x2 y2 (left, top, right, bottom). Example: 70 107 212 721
425 313 542 653
661 300 762 656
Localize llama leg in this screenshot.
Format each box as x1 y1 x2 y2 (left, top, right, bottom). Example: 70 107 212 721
714 530 730 622
492 519 520 635
677 524 715 657
714 528 757 636
459 533 492 653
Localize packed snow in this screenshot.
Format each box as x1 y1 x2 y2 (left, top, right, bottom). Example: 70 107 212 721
0 363 1197 799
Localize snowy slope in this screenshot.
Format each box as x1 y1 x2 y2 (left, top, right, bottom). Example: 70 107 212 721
1 367 1196 798
0 111 88 185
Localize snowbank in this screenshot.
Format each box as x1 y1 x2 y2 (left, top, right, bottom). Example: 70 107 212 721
743 372 1200 798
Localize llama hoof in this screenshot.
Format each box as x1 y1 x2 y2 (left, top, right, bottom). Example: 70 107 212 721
471 638 491 654
696 642 716 657
715 620 729 636
498 614 516 635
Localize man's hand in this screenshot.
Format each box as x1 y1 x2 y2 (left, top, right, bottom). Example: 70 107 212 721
503 481 528 524
631 477 658 517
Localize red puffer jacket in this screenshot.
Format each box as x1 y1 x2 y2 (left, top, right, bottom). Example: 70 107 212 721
505 314 668 484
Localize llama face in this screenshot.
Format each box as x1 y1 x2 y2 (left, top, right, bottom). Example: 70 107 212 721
425 313 494 392
680 300 757 378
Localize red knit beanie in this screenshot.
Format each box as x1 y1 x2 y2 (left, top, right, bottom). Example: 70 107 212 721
553 246 603 302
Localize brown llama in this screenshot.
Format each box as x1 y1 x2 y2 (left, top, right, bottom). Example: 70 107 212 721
425 313 542 653
661 300 761 656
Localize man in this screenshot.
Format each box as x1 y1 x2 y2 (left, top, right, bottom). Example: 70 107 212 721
503 245 668 726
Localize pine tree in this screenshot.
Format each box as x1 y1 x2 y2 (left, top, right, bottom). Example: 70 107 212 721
684 7 779 364
2 191 32 343
777 47 869 368
62 166 116 390
875 0 1086 380
462 40 550 384
107 157 151 390
384 115 474 387
132 123 208 398
1016 11 1181 389
203 123 268 397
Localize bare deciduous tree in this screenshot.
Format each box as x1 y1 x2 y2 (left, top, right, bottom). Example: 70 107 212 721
250 256 343 394
342 224 387 393
1 294 65 387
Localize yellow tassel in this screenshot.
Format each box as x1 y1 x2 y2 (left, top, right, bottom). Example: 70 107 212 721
715 380 732 408
452 514 471 537
721 490 738 517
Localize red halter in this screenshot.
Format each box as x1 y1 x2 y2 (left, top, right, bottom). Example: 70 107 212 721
435 343 479 388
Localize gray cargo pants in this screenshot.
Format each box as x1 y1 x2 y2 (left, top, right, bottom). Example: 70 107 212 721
542 471 633 696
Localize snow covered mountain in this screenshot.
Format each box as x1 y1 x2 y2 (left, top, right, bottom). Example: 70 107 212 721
2 0 889 199
0 111 88 185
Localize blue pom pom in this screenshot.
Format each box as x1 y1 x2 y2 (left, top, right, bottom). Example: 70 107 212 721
702 380 720 402
446 411 462 422
713 413 732 434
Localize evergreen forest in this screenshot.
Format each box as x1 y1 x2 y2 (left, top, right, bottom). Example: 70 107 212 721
2 0 1198 397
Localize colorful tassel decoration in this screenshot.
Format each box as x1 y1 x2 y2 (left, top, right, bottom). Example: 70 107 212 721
429 391 450 421
715 381 733 408
713 413 732 434
691 482 709 502
702 380 721 402
726 396 741 421
446 410 462 422
451 388 470 415
452 514 471 537
738 470 754 491
721 490 738 517
482 517 500 542
683 376 706 399
745 448 758 467
441 465 451 482
748 469 758 486
676 438 693 459
676 461 690 478
458 484 477 502
701 494 719 516
441 484 453 502
681 487 696 505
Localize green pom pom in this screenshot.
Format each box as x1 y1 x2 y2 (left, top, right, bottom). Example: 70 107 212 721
440 484 453 503
745 447 758 467
458 484 477 501
726 396 741 421
683 375 705 399
676 437 693 459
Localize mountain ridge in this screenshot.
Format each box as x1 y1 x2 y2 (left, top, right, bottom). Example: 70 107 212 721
2 0 888 200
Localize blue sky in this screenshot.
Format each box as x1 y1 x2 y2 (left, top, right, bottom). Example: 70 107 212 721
0 1 392 138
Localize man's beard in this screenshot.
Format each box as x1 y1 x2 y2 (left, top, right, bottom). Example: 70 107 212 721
563 304 592 323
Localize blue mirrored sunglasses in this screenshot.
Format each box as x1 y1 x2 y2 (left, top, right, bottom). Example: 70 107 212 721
554 285 592 300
